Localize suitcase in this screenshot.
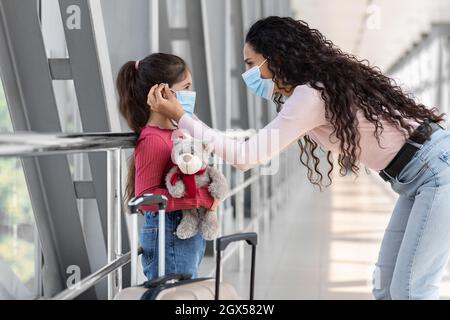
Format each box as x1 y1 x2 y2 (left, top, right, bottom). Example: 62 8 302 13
114 194 257 300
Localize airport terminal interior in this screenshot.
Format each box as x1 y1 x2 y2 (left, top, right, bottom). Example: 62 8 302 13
1 0 450 300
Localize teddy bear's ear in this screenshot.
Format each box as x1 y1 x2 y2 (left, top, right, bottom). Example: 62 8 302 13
183 132 194 140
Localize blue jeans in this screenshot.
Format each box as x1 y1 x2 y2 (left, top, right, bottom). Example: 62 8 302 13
373 127 450 299
140 210 206 281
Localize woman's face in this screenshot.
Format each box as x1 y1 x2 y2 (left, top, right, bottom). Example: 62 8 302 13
243 43 272 78
243 43 292 97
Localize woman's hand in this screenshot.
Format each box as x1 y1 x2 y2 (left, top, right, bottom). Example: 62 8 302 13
147 84 186 122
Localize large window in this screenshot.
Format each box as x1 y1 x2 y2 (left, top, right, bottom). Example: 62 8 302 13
0 79 38 299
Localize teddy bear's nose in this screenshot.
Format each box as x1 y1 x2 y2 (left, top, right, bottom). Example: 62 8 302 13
182 154 192 162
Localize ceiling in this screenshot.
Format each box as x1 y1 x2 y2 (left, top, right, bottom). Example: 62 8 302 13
291 0 450 72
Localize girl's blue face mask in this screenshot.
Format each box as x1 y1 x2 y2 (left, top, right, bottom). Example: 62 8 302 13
241 59 275 100
175 90 196 116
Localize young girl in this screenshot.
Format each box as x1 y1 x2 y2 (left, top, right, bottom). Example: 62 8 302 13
117 53 218 280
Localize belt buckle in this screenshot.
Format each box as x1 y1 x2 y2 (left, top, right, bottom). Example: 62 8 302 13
405 139 423 150
379 170 390 182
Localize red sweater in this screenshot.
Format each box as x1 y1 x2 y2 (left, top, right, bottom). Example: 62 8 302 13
134 125 214 213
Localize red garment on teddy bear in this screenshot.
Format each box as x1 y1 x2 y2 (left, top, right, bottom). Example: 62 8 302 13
170 166 207 198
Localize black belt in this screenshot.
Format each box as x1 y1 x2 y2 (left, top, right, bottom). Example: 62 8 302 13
379 121 444 182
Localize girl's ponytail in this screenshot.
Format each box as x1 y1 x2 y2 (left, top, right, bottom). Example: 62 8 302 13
117 61 144 207
117 61 149 134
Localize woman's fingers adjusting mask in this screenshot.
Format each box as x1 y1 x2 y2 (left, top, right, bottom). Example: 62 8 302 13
147 84 185 121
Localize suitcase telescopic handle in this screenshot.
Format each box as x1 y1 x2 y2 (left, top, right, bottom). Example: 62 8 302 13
215 232 258 300
216 233 258 251
128 194 168 285
128 194 168 214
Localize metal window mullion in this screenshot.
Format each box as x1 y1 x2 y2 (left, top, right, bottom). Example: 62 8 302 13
0 0 96 299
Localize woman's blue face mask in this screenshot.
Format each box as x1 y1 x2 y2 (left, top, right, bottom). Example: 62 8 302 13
241 59 274 100
175 90 196 116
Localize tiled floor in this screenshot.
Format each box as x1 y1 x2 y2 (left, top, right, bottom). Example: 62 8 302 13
200 169 450 299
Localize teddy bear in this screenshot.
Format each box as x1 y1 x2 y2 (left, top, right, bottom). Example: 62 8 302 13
165 136 228 240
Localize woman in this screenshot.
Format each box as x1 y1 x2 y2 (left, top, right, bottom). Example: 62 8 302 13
117 53 219 280
148 16 450 299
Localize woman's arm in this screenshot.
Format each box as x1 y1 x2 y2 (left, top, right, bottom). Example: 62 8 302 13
178 85 327 172
135 135 214 212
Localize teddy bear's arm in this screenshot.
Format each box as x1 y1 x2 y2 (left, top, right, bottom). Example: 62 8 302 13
206 167 229 200
165 166 186 198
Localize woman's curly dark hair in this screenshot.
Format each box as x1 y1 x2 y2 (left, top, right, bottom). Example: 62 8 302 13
246 16 446 189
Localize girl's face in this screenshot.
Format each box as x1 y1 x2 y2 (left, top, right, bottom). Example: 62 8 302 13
170 70 193 92
243 43 292 97
152 70 194 118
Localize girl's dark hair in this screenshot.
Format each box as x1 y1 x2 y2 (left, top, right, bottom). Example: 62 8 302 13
117 53 188 206
246 16 446 189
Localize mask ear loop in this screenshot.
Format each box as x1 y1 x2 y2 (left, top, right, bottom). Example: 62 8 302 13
258 59 268 68
260 58 276 102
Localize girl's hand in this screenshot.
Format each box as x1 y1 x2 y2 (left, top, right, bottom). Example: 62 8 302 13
210 198 222 212
147 84 186 122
